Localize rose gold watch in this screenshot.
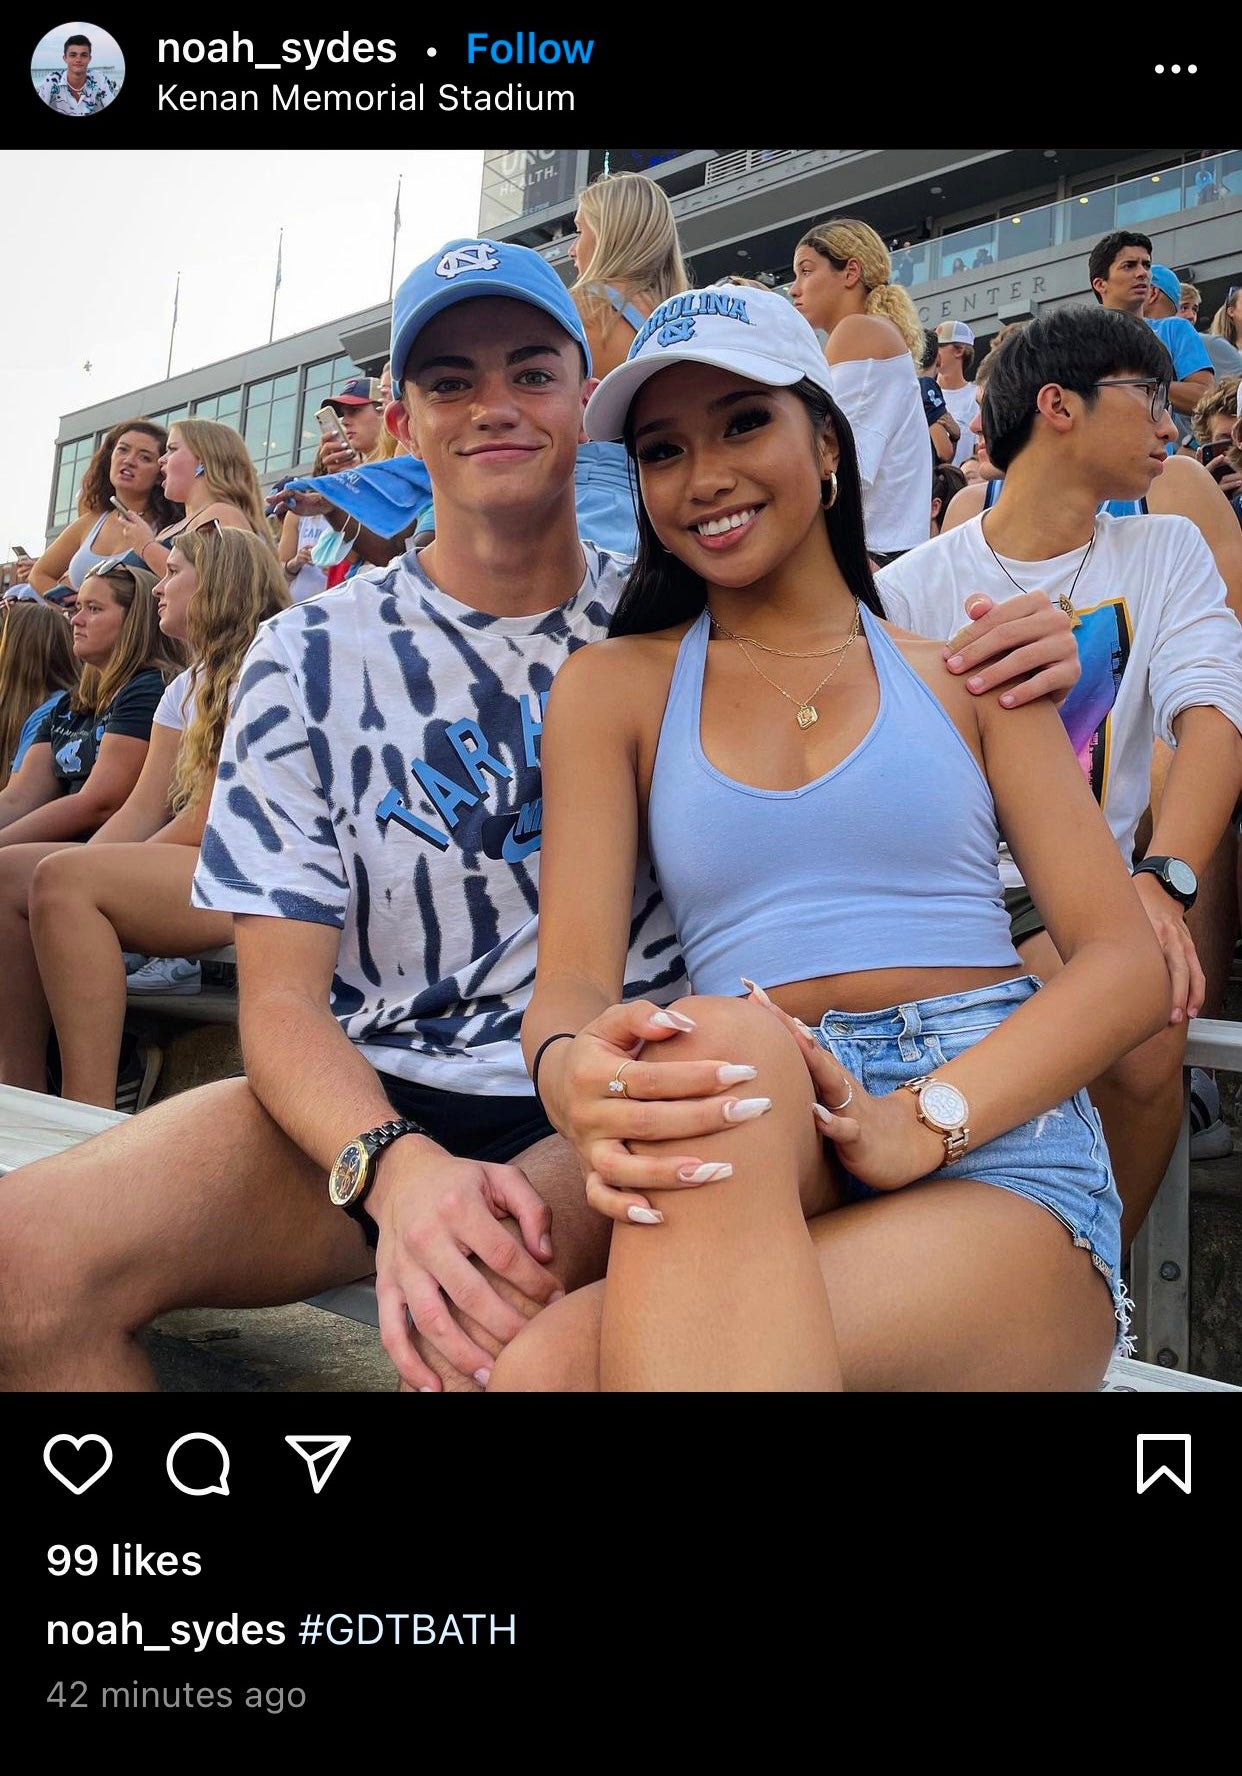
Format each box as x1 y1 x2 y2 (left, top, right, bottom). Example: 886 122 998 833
905 1075 970 1168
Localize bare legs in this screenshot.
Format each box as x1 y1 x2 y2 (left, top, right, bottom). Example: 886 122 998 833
1019 929 1185 1252
0 842 75 1090
490 995 1116 1393
29 843 233 1106
599 996 841 1390
0 1077 372 1391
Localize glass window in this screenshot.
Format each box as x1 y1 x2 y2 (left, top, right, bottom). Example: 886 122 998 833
50 435 97 531
243 373 303 475
147 404 191 432
1067 185 1117 242
192 388 242 429
1116 167 1184 229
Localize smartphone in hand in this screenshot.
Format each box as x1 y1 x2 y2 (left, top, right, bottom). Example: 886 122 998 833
315 406 350 447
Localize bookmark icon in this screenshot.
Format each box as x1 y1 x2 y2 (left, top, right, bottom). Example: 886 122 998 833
285 1435 351 1495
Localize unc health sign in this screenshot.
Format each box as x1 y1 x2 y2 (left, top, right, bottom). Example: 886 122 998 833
479 150 579 231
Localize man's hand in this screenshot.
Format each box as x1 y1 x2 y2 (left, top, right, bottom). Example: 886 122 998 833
943 590 1079 708
367 1143 563 1391
1132 872 1204 1024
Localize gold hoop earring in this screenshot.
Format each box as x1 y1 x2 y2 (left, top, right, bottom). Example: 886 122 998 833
821 472 838 510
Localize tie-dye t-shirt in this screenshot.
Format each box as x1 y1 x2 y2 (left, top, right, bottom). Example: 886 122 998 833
191 542 684 1095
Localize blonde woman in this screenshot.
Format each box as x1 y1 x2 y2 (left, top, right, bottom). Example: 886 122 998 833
28 527 289 1107
0 600 78 792
790 217 931 564
1209 284 1241 351
569 170 694 555
112 417 275 576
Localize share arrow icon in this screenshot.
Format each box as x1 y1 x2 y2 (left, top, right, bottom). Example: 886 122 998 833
284 1435 351 1495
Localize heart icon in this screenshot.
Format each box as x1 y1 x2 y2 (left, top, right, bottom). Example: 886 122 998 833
44 1434 113 1495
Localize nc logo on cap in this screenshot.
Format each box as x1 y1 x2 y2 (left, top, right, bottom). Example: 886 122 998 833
435 243 501 281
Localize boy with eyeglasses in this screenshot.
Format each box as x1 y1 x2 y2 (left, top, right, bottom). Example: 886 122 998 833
875 305 1242 1253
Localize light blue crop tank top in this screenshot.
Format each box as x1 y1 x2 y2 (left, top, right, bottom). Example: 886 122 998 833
646 602 1019 994
66 512 148 590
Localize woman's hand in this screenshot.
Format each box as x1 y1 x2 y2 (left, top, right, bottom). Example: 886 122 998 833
112 506 155 554
746 988 946 1192
537 1000 773 1224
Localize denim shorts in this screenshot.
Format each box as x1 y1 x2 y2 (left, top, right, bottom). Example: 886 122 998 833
812 974 1133 1354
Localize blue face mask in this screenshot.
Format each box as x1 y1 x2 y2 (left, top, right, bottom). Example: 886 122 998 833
310 525 356 568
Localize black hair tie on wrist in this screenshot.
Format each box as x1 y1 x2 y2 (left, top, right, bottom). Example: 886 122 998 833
531 1031 575 1103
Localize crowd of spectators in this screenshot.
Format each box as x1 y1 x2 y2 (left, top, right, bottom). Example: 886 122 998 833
2 179 1242 1395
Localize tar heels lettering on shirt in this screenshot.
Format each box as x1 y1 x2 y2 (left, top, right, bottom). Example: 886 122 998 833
375 692 547 857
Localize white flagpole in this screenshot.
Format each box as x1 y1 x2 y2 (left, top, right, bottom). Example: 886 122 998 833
268 229 284 344
388 177 403 300
166 271 180 378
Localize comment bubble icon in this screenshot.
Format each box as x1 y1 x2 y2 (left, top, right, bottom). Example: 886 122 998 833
166 1431 231 1497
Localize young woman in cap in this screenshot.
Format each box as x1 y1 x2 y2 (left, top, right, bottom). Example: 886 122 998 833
28 419 183 597
0 559 184 1089
790 218 931 565
111 417 275 577
27 527 289 1107
508 283 1170 1392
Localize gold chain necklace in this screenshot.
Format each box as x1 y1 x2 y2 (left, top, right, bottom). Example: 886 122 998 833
981 518 1096 626
713 601 861 729
706 608 861 660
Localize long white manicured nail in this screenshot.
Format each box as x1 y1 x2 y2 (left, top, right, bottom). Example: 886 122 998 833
651 1009 696 1031
812 1103 834 1129
473 1368 492 1387
740 976 772 1006
677 1162 734 1183
722 1096 772 1122
716 1063 757 1085
627 1206 664 1224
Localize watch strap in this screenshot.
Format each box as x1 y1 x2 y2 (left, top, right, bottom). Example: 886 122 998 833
332 1116 428 1211
1132 855 1197 909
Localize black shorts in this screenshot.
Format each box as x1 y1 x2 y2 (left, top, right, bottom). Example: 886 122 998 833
347 1074 556 1246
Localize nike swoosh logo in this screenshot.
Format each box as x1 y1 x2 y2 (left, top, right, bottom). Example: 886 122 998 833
501 830 542 863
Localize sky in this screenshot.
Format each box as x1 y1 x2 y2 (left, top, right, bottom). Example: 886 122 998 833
2 149 486 555
31 21 124 69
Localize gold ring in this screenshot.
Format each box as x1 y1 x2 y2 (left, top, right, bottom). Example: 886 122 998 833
828 1084 853 1111
607 1060 636 1098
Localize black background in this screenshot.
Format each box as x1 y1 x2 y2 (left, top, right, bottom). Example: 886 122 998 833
6 20 1236 1738
14 23 1234 146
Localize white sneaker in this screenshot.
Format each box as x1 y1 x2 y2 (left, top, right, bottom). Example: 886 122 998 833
126 956 202 995
122 951 148 974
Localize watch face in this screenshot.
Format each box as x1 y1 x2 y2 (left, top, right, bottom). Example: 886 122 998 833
920 1082 969 1130
1167 859 1197 897
328 1140 371 1208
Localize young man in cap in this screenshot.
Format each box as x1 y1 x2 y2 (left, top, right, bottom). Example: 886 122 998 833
0 242 1081 1394
1090 231 1213 425
877 306 1242 1249
935 320 978 466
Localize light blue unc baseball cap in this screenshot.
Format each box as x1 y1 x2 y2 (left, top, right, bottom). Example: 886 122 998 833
390 238 591 388
1149 264 1183 309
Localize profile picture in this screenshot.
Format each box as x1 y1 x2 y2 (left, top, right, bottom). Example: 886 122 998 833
31 22 123 116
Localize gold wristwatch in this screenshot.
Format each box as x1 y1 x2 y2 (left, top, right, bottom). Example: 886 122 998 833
905 1075 970 1168
328 1117 427 1210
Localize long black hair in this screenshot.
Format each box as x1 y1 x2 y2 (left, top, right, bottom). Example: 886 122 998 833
607 378 885 638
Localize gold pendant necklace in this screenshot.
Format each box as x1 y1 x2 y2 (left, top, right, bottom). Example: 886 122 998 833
981 518 1096 627
713 601 862 728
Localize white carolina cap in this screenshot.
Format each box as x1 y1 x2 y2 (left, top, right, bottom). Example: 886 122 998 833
583 284 834 442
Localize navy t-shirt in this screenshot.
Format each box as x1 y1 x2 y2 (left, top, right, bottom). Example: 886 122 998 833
919 375 949 428
30 668 166 793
